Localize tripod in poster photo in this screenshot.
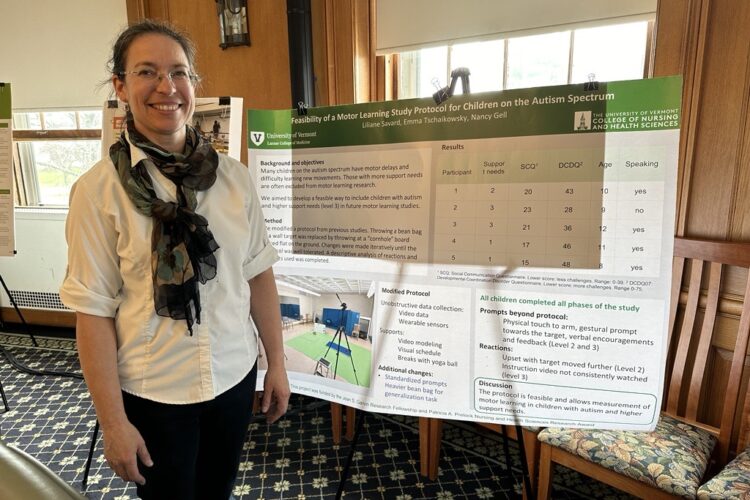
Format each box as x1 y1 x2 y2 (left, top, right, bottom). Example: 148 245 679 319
315 296 360 386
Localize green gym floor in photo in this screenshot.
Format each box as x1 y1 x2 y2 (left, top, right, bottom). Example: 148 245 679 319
285 330 372 387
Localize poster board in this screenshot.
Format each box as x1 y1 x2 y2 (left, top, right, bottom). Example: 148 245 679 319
0 84 15 256
101 97 244 160
249 77 681 430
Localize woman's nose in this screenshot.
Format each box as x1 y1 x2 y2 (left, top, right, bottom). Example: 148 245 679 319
155 74 177 94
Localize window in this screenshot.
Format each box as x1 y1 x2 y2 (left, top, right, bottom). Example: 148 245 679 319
450 40 504 93
12 110 102 207
506 31 571 89
397 20 651 99
398 46 448 101
570 22 649 84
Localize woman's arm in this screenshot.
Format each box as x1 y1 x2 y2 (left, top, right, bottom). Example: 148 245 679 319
249 268 290 423
76 312 152 484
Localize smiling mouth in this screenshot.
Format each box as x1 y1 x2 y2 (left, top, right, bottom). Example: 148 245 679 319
151 103 181 111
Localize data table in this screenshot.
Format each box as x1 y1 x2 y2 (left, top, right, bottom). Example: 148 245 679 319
432 133 671 276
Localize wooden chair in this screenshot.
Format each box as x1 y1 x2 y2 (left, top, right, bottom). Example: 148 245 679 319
537 237 750 499
331 403 356 443
696 445 750 499
419 417 442 480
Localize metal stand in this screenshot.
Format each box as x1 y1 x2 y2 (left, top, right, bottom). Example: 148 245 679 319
0 273 40 414
500 424 512 472
81 419 100 490
0 378 8 411
0 274 38 347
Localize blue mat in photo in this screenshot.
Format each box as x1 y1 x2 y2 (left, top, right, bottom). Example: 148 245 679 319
326 341 351 356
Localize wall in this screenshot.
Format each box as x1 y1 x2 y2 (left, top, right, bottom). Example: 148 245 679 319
0 210 72 326
653 1 750 318
276 285 316 319
0 0 128 109
129 0 293 164
654 0 750 244
0 1 293 325
314 293 374 319
310 0 375 106
652 0 750 449
0 2 127 325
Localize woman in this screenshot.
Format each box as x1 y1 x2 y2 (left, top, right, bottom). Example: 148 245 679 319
60 20 289 500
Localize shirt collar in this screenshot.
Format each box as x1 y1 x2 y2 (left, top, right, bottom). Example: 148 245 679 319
124 130 151 168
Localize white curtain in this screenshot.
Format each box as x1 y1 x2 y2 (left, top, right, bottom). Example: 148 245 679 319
377 0 656 54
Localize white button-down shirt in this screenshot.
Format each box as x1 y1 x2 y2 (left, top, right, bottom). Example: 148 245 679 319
60 138 278 403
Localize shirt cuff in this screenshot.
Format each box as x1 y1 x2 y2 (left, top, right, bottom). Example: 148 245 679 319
60 277 120 318
242 243 280 281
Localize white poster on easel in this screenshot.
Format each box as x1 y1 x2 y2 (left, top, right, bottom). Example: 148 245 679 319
0 83 15 257
249 77 681 430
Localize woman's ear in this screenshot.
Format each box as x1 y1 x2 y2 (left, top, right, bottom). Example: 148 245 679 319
112 74 128 103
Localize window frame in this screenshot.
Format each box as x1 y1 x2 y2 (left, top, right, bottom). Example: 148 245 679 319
11 109 103 208
396 20 655 100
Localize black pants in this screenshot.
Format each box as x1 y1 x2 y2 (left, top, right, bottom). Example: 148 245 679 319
122 363 257 500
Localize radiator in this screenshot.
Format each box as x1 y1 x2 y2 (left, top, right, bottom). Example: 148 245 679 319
0 208 70 312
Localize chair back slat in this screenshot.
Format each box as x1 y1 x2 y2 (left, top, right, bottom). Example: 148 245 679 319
673 238 750 267
685 261 723 420
737 384 750 452
716 276 750 463
668 257 686 348
667 259 704 414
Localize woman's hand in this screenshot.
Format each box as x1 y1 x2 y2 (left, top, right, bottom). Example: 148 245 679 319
103 420 153 485
262 364 291 423
249 268 291 424
75 313 152 484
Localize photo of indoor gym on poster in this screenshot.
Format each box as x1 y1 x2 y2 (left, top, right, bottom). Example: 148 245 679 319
257 275 374 388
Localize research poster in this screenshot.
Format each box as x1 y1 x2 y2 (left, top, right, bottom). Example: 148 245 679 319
0 84 14 256
249 77 681 430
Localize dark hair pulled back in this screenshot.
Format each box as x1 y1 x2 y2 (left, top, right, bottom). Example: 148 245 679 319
108 19 200 83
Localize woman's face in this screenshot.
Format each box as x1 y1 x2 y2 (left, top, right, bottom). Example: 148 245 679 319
113 33 195 153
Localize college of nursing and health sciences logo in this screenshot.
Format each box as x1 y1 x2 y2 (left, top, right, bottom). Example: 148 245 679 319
574 111 592 131
250 131 265 146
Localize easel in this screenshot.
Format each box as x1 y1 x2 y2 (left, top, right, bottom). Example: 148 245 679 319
0 84 39 412
0 274 34 412
0 84 38 350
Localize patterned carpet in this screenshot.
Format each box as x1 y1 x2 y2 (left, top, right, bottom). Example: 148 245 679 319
0 331 634 499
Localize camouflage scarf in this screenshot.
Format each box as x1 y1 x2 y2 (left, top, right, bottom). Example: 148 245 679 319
109 116 220 334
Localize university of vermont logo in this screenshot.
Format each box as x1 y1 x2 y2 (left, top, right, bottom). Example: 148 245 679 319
574 111 592 131
250 131 265 146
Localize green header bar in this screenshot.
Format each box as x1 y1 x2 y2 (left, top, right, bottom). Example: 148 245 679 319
0 83 11 119
248 76 682 150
